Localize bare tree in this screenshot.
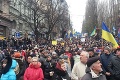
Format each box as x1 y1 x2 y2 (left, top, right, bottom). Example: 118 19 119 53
38 0 69 40
83 0 98 34
26 0 69 41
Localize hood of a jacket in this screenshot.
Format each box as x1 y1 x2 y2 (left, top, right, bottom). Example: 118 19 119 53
2 57 17 74
29 62 41 69
10 59 17 69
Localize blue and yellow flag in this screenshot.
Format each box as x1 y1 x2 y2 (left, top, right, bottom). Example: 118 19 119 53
102 22 118 48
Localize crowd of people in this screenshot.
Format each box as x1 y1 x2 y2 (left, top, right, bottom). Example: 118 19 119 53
0 37 120 80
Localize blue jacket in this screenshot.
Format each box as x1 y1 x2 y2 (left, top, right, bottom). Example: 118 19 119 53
100 53 113 73
1 59 17 80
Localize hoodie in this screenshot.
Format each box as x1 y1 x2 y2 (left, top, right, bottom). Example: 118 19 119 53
1 57 17 80
24 62 44 80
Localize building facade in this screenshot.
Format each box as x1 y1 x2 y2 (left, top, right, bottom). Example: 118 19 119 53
0 0 70 39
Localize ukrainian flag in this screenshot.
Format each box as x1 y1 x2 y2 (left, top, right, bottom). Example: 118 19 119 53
102 22 118 48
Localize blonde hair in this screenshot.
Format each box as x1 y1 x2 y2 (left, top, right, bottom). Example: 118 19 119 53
32 57 38 61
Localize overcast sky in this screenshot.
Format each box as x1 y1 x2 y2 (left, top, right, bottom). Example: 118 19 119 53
65 0 87 32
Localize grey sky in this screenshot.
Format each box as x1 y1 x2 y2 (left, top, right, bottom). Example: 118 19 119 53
66 0 87 32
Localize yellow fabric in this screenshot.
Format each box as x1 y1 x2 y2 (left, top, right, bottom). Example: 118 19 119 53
0 36 5 40
102 30 118 48
52 40 57 45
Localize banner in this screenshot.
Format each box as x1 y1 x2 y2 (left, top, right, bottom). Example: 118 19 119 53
52 40 57 45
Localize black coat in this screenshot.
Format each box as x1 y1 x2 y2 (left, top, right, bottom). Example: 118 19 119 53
100 53 113 73
43 60 56 79
108 56 120 80
52 68 71 80
0 62 2 77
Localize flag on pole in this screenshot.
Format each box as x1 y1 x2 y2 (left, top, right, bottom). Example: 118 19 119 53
90 26 96 36
102 22 118 48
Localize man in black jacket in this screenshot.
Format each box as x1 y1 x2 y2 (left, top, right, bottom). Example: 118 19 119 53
100 46 114 80
108 47 120 80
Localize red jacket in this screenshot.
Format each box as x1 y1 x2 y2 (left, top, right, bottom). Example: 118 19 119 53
24 62 44 80
65 51 72 59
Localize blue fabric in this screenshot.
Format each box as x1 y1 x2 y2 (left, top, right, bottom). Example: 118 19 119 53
1 59 17 80
102 22 111 32
100 53 113 72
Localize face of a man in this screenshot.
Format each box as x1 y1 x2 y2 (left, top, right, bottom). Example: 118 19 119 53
44 52 48 56
27 56 32 63
80 54 88 64
92 60 102 72
116 50 120 56
88 51 94 57
47 56 52 61
104 49 110 54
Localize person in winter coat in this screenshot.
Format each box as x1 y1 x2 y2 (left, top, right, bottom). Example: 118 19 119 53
43 55 56 80
73 51 80 64
63 55 71 77
0 50 4 77
52 59 71 80
14 52 26 80
81 56 107 80
71 51 89 80
100 46 114 80
1 56 17 80
24 57 44 80
51 51 59 64
108 47 120 80
0 62 2 77
25 55 32 68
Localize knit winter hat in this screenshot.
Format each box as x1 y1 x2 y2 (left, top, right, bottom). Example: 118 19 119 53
87 56 100 67
104 46 111 52
52 52 57 55
14 52 21 58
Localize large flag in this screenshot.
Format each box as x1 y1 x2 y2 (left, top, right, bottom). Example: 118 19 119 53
102 22 118 48
90 26 96 36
